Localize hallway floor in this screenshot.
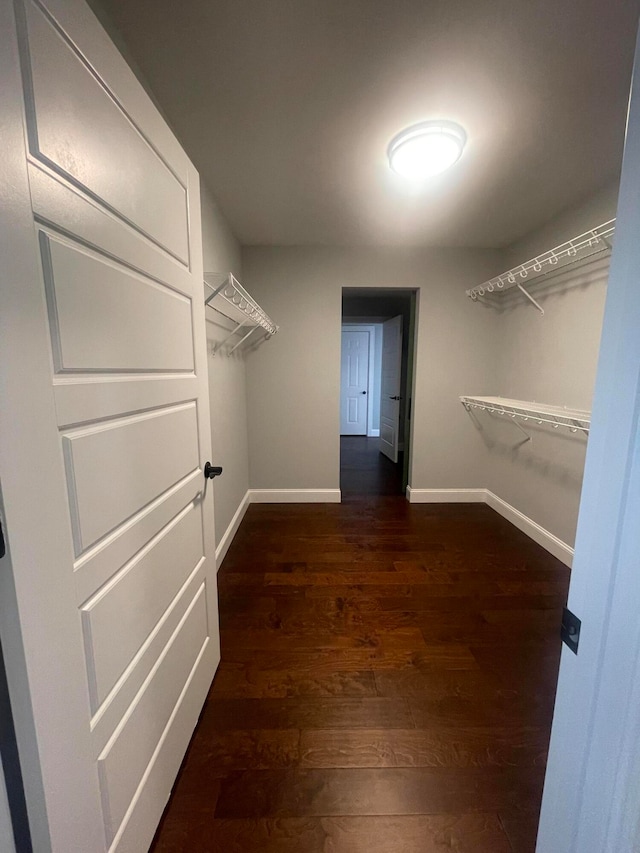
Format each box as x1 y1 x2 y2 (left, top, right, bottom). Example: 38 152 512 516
151 499 569 852
340 436 403 497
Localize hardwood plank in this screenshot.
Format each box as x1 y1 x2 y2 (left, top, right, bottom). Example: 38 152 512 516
204 814 512 853
481 607 563 627
299 727 548 769
186 728 300 774
220 626 430 653
198 697 415 731
210 663 378 699
408 692 555 729
302 572 506 610
393 562 453 582
214 767 546 818
219 645 479 673
375 668 505 700
263 571 461 586
218 601 421 633
499 809 541 853
380 593 566 612
320 814 513 853
195 817 328 853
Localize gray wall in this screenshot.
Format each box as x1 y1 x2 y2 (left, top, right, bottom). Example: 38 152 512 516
201 183 250 550
242 181 617 550
242 246 502 492
482 182 619 546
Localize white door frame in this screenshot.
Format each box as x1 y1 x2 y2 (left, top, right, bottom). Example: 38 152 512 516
536 23 640 853
342 324 378 436
379 315 403 463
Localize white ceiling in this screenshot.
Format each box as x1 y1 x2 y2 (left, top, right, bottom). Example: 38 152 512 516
97 0 640 248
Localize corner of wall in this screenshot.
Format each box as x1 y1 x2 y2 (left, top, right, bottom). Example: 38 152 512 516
200 182 251 554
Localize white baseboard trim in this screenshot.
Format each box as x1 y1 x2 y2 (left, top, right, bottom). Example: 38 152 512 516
215 485 572 576
406 486 573 566
485 490 574 567
406 487 486 503
250 489 342 504
368 429 380 437
215 489 251 568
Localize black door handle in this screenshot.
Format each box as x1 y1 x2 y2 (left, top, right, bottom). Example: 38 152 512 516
204 462 223 479
361 391 367 395
389 395 402 401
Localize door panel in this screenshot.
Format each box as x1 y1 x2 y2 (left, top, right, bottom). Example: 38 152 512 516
379 315 403 462
40 233 195 373
0 1 219 850
81 503 204 710
97 587 208 844
61 403 199 555
22 0 190 263
340 330 369 435
73 473 201 603
28 164 194 298
88 567 206 758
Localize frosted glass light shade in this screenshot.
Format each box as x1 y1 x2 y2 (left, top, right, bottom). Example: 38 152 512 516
388 121 466 180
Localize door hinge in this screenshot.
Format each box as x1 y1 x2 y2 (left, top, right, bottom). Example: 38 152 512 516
561 606 581 654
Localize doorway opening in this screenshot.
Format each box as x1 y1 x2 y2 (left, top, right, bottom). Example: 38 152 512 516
340 288 417 497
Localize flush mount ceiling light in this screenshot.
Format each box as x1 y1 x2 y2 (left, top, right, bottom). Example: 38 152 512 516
388 120 467 180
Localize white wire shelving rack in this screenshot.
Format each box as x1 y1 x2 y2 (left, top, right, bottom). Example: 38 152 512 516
204 272 278 356
466 219 616 315
460 395 591 440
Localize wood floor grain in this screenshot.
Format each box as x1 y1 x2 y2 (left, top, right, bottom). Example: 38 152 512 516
213 766 546 818
164 814 513 853
150 486 568 852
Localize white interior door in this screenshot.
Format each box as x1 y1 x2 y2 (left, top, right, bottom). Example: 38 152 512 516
379 315 403 462
0 1 219 851
536 24 640 853
340 330 369 435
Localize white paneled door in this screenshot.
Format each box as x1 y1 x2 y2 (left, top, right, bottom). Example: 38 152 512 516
340 330 369 435
0 1 219 851
379 316 403 462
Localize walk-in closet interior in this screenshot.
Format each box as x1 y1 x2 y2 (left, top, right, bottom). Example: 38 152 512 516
2 1 640 852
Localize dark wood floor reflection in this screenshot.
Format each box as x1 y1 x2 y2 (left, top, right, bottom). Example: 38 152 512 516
150 500 569 852
340 436 403 496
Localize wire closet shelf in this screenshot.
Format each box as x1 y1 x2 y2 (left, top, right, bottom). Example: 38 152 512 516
466 219 616 314
204 272 278 355
460 396 591 436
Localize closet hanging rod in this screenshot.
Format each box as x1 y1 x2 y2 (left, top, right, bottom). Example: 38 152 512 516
460 395 591 435
203 272 278 336
466 219 616 307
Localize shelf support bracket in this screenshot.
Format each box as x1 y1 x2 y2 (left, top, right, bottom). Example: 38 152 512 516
204 275 230 307
510 417 532 442
228 325 258 355
516 283 544 315
212 318 252 356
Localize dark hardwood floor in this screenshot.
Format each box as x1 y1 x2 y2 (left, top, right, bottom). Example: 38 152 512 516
340 436 403 496
150 497 569 852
